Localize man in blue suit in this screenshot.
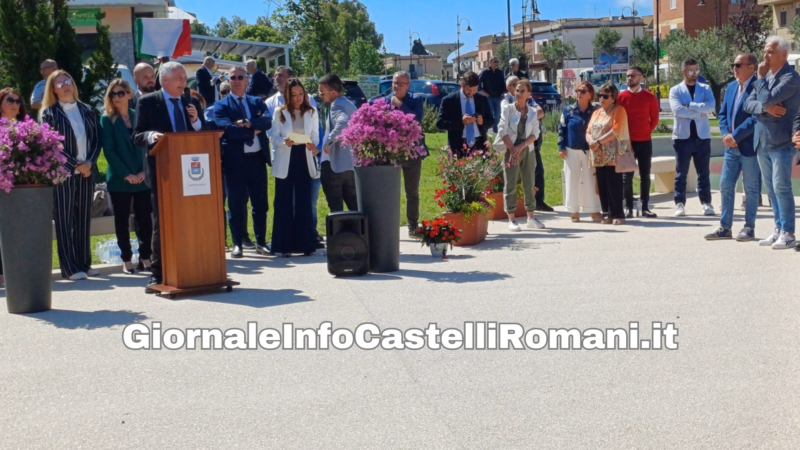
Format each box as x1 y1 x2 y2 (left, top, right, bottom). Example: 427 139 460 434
213 67 272 258
669 58 716 217
705 54 760 242
245 59 274 100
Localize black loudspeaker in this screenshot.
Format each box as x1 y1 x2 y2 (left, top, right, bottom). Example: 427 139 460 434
326 212 369 277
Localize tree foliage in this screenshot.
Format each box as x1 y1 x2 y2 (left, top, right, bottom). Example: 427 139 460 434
348 38 383 76
541 37 577 81
214 16 247 39
629 36 657 79
495 42 527 73
81 11 120 112
721 0 771 55
225 23 291 71
191 21 212 36
592 26 622 57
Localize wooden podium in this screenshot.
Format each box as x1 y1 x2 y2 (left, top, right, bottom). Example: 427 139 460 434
149 131 238 298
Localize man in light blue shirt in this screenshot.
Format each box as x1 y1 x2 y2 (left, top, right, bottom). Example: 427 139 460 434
669 58 716 217
31 59 58 111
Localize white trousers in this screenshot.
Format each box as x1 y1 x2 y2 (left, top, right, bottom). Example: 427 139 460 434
563 148 601 213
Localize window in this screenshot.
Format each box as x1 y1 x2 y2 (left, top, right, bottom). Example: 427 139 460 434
781 10 787 27
670 0 676 10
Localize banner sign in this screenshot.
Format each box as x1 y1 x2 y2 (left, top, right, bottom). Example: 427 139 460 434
358 75 382 99
593 47 630 74
69 8 101 27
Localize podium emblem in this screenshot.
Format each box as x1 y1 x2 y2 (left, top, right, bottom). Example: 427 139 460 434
187 156 205 181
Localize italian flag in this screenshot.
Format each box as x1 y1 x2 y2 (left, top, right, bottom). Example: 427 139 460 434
136 18 193 59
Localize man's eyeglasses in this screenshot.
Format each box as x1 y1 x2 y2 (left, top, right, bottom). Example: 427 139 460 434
685 69 701 76
597 93 612 100
55 79 73 89
229 75 246 81
4 97 21 105
108 91 127 99
394 82 409 86
731 63 751 69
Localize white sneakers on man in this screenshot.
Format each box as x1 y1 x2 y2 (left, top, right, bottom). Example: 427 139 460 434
68 272 88 281
771 231 797 250
702 203 716 216
674 203 686 217
759 228 781 246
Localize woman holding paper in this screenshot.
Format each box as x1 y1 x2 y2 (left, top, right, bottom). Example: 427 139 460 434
269 78 320 257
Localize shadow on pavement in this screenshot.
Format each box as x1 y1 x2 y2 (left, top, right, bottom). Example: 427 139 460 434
51 274 150 292
28 309 148 330
399 254 476 264
187 288 313 308
352 269 512 283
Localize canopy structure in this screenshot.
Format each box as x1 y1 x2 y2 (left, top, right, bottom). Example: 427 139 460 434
191 35 294 67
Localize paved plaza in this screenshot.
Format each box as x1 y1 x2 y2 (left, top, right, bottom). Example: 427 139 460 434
1 191 799 448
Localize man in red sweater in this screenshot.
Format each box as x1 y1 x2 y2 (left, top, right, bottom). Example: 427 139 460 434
617 66 660 218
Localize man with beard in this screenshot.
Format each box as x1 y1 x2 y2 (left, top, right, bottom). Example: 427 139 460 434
131 62 156 109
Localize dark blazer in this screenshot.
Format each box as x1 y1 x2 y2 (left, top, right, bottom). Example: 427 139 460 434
101 109 149 193
132 90 207 188
718 76 757 157
246 70 274 99
196 66 216 106
41 101 101 177
436 90 494 154
213 94 272 168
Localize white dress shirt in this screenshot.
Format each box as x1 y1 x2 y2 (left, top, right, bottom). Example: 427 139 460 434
228 93 261 154
459 90 481 140
59 102 87 174
627 85 643 94
148 90 201 145
732 77 752 120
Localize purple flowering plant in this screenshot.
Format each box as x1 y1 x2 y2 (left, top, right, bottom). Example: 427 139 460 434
340 98 426 166
0 116 70 193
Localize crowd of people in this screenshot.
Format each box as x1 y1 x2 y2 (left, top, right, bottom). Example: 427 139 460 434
2 33 799 291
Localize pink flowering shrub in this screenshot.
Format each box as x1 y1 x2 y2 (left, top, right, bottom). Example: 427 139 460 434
0 116 70 193
340 98 426 166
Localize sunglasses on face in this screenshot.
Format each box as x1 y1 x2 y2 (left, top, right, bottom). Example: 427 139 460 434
731 63 751 69
685 69 700 76
5 97 21 105
576 89 589 94
108 90 127 99
55 79 73 89
597 94 612 100
229 75 246 81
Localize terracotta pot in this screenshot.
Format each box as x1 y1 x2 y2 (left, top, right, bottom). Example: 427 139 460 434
443 212 488 247
486 192 507 220
515 198 527 217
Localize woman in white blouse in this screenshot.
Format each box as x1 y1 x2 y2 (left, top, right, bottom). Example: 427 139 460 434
41 70 102 280
268 78 320 257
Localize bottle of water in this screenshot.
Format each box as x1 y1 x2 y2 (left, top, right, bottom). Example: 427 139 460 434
130 238 140 265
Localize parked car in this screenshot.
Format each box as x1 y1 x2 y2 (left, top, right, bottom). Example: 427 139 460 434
342 80 368 108
83 64 134 107
530 81 562 111
370 79 461 109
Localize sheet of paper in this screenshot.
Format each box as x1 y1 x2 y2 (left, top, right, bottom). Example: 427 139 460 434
181 154 212 197
288 132 312 145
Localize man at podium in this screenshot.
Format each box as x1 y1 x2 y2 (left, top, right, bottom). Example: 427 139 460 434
133 62 206 294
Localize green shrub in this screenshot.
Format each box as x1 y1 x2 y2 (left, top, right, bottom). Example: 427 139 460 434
422 102 439 134
543 110 561 134
654 121 672 134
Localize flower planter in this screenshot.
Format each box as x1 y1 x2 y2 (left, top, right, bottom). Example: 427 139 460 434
486 192 507 220
516 197 527 218
0 186 54 314
429 243 448 258
443 212 488 247
355 165 401 273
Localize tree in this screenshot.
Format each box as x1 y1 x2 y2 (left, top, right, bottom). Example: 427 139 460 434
721 0 770 55
214 16 247 38
629 36 657 79
81 11 120 112
541 37 577 83
592 26 622 57
495 42 526 73
348 38 383 76
52 0 83 92
225 23 290 72
191 21 212 36
663 28 735 112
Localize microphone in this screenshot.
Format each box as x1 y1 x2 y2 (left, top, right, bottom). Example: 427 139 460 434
182 87 192 108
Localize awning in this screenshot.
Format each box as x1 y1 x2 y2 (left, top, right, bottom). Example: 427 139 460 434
191 35 294 62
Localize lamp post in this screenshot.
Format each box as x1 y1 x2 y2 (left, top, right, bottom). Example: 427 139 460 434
456 16 472 79
621 3 637 41
382 46 387 76
697 0 719 29
521 0 542 77
655 0 662 109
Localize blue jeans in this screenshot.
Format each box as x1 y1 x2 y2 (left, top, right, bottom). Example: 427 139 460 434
488 96 502 133
720 148 760 230
311 176 322 238
758 148 796 233
673 138 711 205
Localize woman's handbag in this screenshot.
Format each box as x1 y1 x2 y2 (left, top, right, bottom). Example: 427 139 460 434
614 149 637 173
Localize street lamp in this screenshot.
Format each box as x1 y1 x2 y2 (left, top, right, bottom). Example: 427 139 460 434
382 45 387 76
655 0 662 109
621 2 638 41
697 0 719 29
456 16 471 79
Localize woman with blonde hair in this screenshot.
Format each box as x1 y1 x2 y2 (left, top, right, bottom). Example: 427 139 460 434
41 70 102 279
100 78 153 275
586 81 630 225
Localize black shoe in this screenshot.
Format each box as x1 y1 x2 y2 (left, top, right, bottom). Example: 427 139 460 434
795 242 800 252
704 227 732 241
624 208 634 219
303 251 314 257
642 209 658 218
145 278 161 294
255 244 271 255
136 261 152 273
231 245 244 258
316 240 326 249
535 203 554 212
242 237 256 249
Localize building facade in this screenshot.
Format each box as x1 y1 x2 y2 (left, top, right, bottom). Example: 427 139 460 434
760 0 800 48
653 0 764 39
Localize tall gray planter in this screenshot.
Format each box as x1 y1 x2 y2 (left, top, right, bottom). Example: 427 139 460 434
355 165 400 273
0 186 54 314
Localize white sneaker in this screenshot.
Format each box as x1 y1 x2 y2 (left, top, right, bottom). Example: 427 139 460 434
702 203 716 216
759 228 781 246
507 220 521 232
68 272 88 281
674 203 686 217
527 218 545 229
86 268 100 277
771 231 797 250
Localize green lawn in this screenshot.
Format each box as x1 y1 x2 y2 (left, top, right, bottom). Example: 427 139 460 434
56 132 644 269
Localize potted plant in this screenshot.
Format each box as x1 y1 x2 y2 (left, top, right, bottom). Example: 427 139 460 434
341 99 425 273
415 218 461 259
485 174 506 221
434 144 504 246
0 116 70 314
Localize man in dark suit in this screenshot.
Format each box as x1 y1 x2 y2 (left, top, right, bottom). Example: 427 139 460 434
133 61 206 294
196 56 219 107
705 53 760 242
213 67 272 258
436 71 494 157
245 59 274 100
130 62 156 109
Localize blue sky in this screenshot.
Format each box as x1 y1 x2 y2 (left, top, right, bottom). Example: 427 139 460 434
178 0 652 58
